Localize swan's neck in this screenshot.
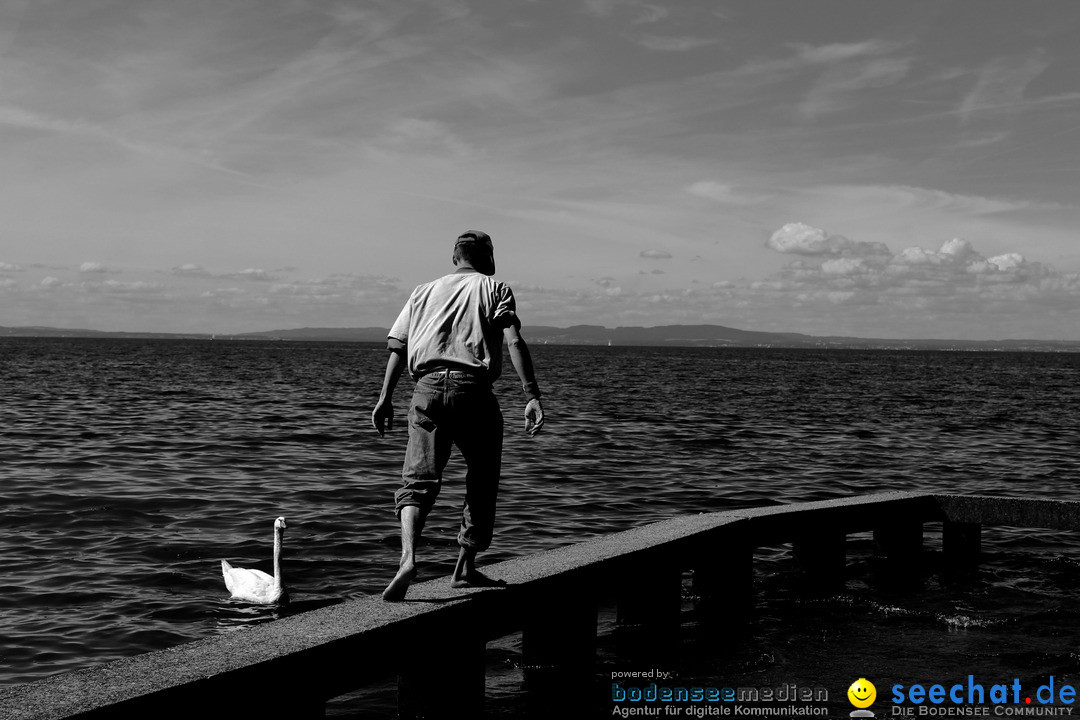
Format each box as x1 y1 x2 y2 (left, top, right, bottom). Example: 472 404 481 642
272 528 284 589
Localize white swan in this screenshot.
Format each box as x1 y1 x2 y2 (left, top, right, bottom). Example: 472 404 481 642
221 516 288 604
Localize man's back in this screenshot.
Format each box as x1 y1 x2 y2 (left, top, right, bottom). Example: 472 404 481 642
389 269 518 381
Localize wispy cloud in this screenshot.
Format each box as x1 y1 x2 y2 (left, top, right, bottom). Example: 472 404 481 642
370 118 471 157
799 57 912 119
958 52 1050 125
733 39 902 79
792 41 896 65
635 35 716 52
797 184 1059 215
686 181 770 205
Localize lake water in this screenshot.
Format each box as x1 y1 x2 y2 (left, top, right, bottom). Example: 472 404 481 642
1 338 1079 716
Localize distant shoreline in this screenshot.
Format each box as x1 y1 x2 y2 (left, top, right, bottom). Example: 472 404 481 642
3 324 1079 352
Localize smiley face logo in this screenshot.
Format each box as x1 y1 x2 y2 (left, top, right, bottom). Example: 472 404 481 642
848 678 876 708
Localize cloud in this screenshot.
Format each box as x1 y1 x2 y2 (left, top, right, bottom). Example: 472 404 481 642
372 118 471 157
958 52 1050 125
766 222 890 257
310 273 401 291
521 254 1079 336
201 287 246 298
895 238 978 267
640 249 672 259
801 184 1059 216
263 274 406 304
578 0 715 52
757 223 1073 333
226 268 277 281
0 106 126 145
636 35 716 52
686 181 769 205
792 41 896 65
799 57 912 119
581 0 658 19
40 276 63 289
632 3 669 24
80 280 165 294
821 258 868 276
713 39 911 119
170 264 211 277
987 253 1024 272
1 262 24 272
0 278 16 291
0 102 243 178
734 39 901 79
79 262 114 274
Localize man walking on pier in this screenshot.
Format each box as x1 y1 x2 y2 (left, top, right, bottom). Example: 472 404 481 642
372 230 545 602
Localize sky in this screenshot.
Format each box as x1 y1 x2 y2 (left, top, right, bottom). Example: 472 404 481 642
1 0 1079 340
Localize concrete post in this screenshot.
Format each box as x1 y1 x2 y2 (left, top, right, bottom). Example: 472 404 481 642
614 556 683 660
943 520 981 566
693 534 753 619
398 631 486 719
793 528 846 586
522 581 598 710
616 558 682 630
874 520 923 563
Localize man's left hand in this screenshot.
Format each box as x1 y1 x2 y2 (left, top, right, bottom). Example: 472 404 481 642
524 398 545 436
372 399 394 436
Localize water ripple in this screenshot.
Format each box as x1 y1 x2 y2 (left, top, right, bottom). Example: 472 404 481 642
1 340 1079 687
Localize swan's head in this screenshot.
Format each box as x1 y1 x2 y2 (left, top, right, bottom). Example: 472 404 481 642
274 516 287 532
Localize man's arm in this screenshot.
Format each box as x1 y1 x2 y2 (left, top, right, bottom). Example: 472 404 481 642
503 325 545 435
372 339 406 436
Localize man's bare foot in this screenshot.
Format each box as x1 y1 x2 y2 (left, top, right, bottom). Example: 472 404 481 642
382 562 417 602
450 568 508 589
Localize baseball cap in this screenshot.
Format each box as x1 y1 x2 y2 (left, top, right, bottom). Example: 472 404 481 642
456 230 493 249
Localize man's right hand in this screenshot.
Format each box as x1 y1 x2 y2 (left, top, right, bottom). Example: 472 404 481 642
372 399 394 436
524 398 545 436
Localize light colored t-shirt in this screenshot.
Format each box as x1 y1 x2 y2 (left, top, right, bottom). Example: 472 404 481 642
388 269 520 380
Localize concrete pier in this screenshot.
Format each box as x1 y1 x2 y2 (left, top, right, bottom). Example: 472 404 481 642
2 491 1078 719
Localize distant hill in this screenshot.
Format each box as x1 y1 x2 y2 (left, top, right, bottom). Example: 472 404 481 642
230 327 389 342
0 326 209 340
524 324 813 346
3 324 1078 351
231 324 812 346
521 325 1080 351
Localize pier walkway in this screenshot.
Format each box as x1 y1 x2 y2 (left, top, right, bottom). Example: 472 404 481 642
3 491 1078 719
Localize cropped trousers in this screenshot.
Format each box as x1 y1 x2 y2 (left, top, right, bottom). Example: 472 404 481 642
394 370 503 552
